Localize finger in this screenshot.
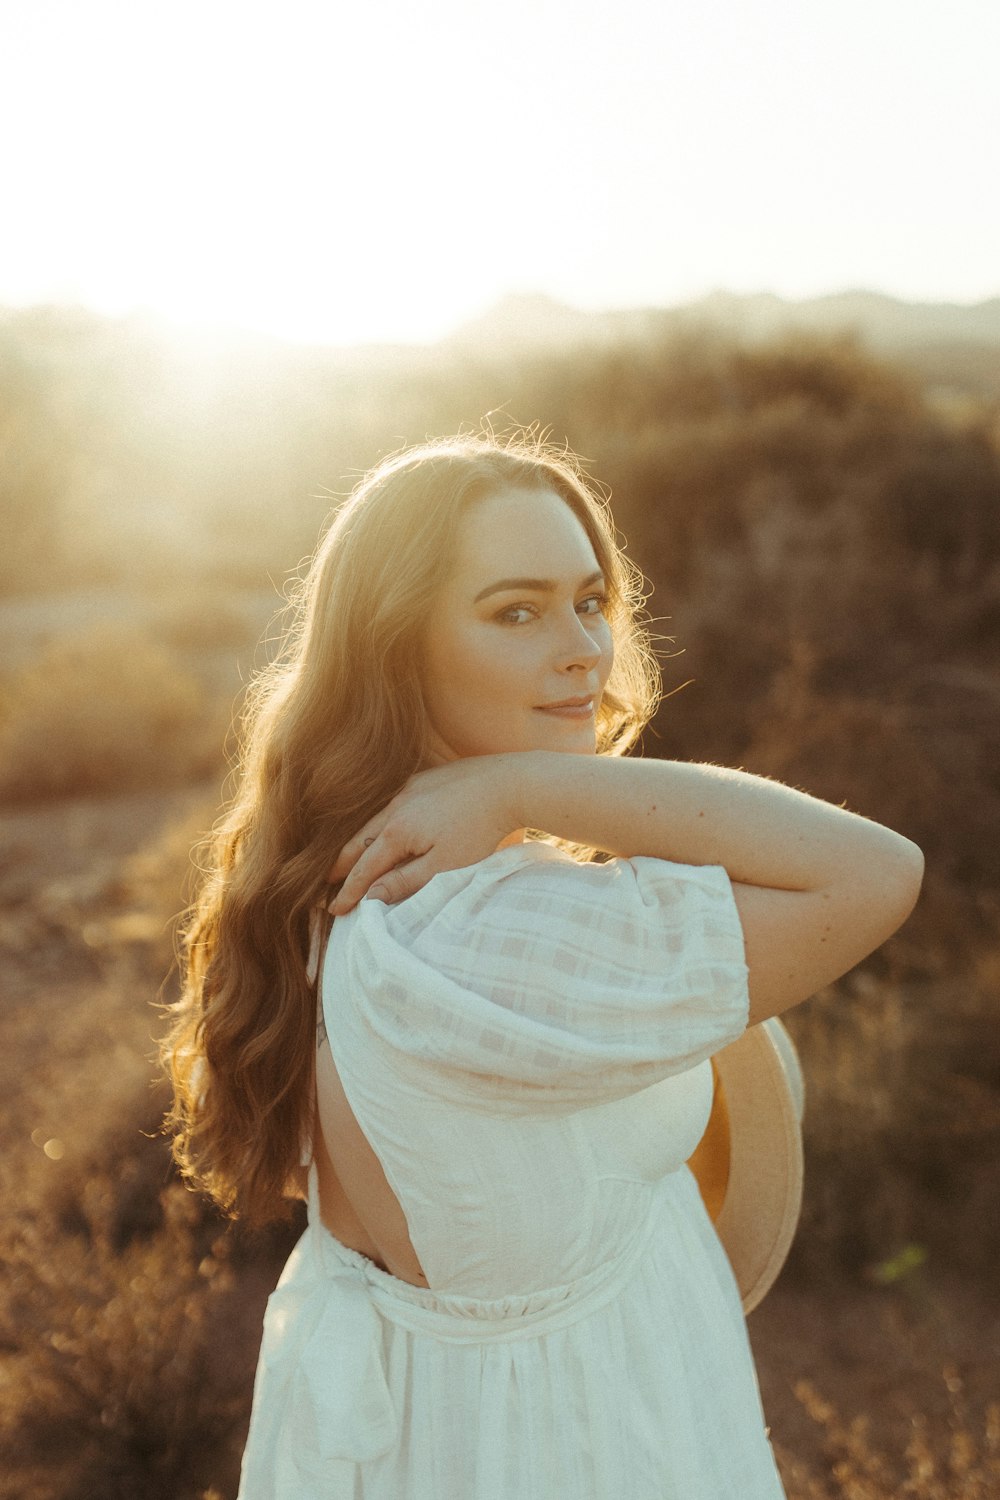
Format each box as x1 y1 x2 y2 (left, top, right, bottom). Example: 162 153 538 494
327 823 384 885
328 835 371 885
331 830 427 914
327 848 369 912
362 856 437 908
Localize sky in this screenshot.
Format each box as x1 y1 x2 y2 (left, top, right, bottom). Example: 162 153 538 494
2 0 998 346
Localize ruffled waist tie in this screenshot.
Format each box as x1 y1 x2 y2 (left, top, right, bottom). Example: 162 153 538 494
254 1162 660 1468
252 1245 399 1465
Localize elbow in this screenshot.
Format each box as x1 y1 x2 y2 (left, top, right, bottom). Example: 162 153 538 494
885 834 924 926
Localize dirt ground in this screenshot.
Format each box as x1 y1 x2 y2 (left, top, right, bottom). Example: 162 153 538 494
1 784 996 1495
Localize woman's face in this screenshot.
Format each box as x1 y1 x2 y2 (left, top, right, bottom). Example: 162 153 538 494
420 485 614 762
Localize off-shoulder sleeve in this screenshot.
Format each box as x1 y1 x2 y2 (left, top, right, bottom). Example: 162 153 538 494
330 844 750 1114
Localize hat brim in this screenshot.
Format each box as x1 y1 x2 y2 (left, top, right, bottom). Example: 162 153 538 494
686 1017 804 1315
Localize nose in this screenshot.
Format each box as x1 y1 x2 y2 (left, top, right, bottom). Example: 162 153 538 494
553 608 605 673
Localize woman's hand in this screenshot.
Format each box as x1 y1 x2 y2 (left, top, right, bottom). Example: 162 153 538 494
327 756 523 915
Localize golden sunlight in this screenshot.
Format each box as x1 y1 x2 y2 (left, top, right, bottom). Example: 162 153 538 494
2 0 998 343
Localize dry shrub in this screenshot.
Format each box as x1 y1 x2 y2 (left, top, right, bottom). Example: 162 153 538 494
727 639 1000 1276
738 638 1000 960
0 778 309 1492
0 625 226 801
0 1072 300 1500
780 1376 1000 1499
0 1182 248 1500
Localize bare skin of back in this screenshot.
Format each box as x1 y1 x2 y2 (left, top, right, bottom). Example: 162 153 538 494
311 1040 429 1287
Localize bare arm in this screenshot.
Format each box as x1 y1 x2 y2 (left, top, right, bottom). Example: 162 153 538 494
331 751 924 1025
503 752 924 1024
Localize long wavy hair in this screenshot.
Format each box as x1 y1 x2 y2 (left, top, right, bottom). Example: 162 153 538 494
161 431 662 1225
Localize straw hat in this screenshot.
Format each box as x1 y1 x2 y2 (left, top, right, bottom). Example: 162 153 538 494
686 1017 805 1314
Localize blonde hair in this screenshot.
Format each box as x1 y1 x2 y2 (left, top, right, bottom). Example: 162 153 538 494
161 431 661 1224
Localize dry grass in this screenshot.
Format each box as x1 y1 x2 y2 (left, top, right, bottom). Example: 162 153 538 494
0 624 227 802
0 788 298 1498
0 1179 246 1500
779 1375 1000 1499
0 1066 298 1500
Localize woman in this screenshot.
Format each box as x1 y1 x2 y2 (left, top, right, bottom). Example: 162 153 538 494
162 432 923 1498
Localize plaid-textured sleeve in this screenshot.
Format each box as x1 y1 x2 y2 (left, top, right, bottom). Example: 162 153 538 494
340 846 750 1113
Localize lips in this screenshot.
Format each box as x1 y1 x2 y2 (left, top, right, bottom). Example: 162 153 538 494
534 695 596 720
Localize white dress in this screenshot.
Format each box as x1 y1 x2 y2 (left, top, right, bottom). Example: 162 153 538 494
237 842 787 1498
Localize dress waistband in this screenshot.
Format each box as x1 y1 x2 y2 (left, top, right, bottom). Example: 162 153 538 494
307 1161 660 1344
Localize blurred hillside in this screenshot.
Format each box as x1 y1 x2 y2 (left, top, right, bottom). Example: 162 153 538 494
2 291 999 593
458 288 1000 412
450 289 1000 402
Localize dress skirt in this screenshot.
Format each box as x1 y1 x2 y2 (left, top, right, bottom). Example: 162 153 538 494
237 1163 785 1499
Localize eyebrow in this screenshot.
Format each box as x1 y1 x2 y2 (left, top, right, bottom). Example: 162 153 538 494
473 568 605 604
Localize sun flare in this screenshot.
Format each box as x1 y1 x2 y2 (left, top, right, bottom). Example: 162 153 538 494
2 0 998 345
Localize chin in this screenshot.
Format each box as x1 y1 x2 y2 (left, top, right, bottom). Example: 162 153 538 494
532 727 598 755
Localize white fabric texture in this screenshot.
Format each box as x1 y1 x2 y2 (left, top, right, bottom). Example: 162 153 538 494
238 842 786 1498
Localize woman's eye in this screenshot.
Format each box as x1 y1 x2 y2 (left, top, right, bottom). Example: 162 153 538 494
578 594 608 616
497 604 537 625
